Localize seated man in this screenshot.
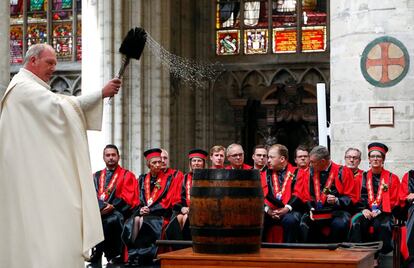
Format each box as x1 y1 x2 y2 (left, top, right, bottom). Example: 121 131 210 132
225 143 252 170
123 148 177 266
294 145 310 170
252 144 268 171
166 149 208 243
400 169 414 266
209 145 226 169
295 146 355 243
89 144 139 265
350 143 400 254
261 144 302 243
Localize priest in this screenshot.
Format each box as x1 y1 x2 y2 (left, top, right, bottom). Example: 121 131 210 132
0 44 121 268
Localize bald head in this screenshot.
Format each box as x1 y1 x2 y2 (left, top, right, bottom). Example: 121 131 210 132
24 44 57 82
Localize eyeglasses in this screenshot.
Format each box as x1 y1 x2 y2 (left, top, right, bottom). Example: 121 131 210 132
345 156 360 160
229 153 243 158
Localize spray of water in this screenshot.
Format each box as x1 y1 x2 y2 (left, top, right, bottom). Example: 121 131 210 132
145 32 223 87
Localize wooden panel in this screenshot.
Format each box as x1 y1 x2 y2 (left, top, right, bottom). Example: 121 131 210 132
159 247 375 268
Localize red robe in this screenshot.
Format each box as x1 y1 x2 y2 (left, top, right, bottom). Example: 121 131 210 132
399 171 414 259
225 163 253 170
352 168 364 204
94 165 139 209
261 163 298 208
357 169 400 213
294 162 355 211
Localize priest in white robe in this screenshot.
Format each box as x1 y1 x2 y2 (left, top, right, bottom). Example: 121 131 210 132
0 44 121 268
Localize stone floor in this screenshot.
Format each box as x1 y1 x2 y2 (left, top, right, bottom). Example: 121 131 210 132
85 262 160 268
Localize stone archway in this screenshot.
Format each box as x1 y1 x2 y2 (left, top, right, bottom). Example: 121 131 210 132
256 82 318 162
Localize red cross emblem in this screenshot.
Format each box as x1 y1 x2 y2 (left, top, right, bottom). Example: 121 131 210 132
361 36 409 87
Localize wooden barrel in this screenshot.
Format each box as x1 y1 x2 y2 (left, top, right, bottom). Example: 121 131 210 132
189 169 264 254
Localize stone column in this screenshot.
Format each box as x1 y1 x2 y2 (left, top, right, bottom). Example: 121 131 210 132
330 1 414 177
0 0 10 96
83 0 122 171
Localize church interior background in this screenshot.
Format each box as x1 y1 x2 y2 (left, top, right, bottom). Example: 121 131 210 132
5 0 332 173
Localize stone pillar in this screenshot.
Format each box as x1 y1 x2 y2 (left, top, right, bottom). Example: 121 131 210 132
0 0 10 96
330 1 414 177
83 0 122 172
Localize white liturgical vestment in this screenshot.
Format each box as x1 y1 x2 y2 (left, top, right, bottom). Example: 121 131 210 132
0 68 104 268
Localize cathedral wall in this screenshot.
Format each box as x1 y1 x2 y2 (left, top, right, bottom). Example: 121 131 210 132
330 1 414 177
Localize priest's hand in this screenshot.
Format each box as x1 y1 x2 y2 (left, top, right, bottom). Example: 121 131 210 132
407 193 414 202
101 203 115 215
102 78 122 98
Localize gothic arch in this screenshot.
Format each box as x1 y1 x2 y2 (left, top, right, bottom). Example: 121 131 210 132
212 70 241 98
270 68 297 85
299 67 328 87
241 70 269 99
50 76 71 95
72 76 82 96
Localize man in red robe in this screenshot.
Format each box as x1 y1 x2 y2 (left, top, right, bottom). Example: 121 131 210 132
88 144 139 265
252 144 268 171
209 145 226 169
399 169 414 265
261 144 302 243
344 147 363 205
350 142 400 254
295 146 355 243
124 148 177 266
225 143 252 170
294 145 310 170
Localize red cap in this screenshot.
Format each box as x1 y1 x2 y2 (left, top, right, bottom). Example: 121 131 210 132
188 149 208 160
143 148 162 160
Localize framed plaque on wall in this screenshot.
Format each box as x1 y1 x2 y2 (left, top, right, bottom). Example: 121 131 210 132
369 107 394 127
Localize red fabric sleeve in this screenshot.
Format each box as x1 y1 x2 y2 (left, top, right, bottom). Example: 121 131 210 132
400 173 409 208
390 173 401 209
115 170 139 208
338 166 357 202
293 168 311 202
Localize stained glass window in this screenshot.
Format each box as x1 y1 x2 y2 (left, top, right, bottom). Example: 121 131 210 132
245 29 268 54
217 30 240 55
215 0 328 55
9 0 82 64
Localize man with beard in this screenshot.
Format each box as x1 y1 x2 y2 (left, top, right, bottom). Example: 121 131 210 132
88 144 139 266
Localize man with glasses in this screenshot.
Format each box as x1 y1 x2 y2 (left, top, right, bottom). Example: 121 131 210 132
252 144 268 171
344 148 363 201
225 143 252 170
294 145 310 169
349 142 400 254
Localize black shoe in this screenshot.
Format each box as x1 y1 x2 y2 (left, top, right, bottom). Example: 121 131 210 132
86 247 103 264
125 258 140 267
108 255 124 264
